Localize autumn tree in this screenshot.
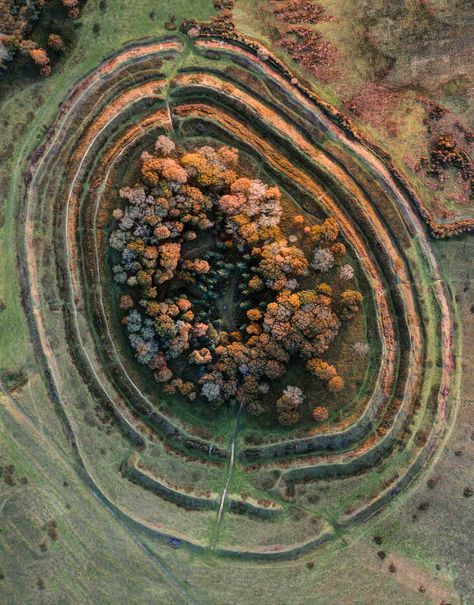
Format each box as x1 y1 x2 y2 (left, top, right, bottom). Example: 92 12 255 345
47 34 64 51
312 406 329 422
276 386 304 426
109 137 362 422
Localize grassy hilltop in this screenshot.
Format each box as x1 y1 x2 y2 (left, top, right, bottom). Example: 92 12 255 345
0 2 472 604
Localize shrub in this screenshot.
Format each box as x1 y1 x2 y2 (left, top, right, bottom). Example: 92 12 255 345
328 375 344 392
312 406 328 422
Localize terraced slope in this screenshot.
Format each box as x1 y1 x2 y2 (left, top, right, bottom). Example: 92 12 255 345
16 32 458 560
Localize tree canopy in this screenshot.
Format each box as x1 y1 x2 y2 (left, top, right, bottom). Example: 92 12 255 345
109 137 363 425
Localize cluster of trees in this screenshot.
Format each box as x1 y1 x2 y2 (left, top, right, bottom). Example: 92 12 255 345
0 0 79 76
109 136 363 425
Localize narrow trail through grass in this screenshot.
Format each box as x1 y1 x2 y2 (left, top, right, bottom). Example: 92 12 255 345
210 402 244 551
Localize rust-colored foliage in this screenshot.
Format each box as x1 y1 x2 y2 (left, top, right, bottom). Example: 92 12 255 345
29 47 49 66
272 0 327 24
0 0 81 75
312 405 328 422
47 33 64 51
109 138 362 422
